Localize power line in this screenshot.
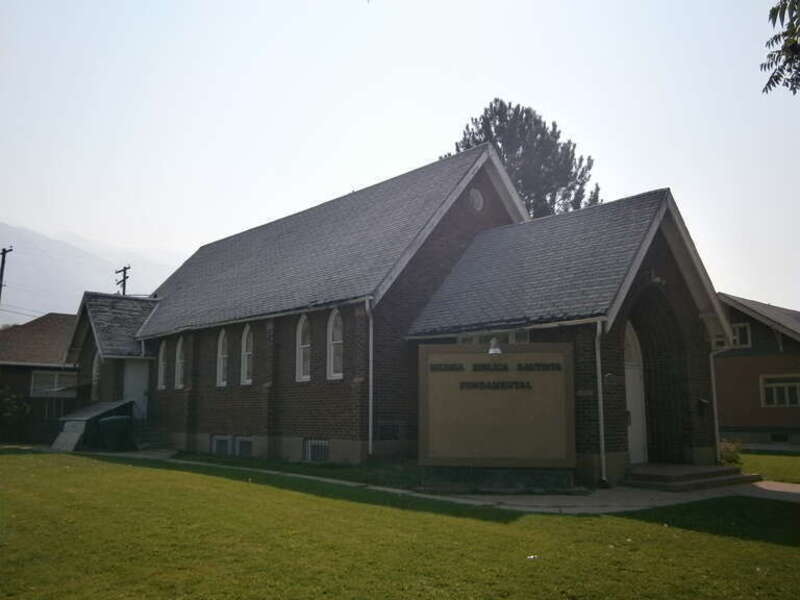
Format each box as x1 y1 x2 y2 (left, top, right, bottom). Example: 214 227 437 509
1 302 45 314
0 307 41 318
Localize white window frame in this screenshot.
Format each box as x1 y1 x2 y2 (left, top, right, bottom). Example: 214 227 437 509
91 351 101 402
731 322 752 349
296 314 311 382
30 371 77 398
174 336 185 390
157 340 167 390
326 309 343 380
216 329 228 387
235 436 254 457
210 434 232 456
240 324 253 385
760 374 800 408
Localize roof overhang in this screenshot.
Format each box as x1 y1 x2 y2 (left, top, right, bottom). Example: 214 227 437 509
0 361 77 369
718 294 800 344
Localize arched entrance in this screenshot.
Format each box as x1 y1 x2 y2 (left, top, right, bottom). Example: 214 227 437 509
628 285 688 463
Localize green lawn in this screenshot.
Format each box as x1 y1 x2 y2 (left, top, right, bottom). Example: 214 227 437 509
741 451 800 484
1 450 798 599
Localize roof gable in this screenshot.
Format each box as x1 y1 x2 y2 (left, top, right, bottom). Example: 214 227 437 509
719 293 800 343
409 188 730 338
138 144 526 338
0 313 77 366
67 292 158 360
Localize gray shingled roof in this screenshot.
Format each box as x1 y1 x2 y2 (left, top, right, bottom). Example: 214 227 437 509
0 313 77 365
138 145 491 338
83 292 159 357
719 293 800 342
409 189 669 336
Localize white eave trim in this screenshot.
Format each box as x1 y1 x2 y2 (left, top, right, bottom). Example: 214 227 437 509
605 200 668 331
372 146 528 307
604 191 731 341
406 316 606 340
0 361 77 369
137 295 373 341
718 295 800 344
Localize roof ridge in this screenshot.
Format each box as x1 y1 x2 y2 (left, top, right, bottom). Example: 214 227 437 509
84 291 159 302
194 143 492 251
468 187 670 239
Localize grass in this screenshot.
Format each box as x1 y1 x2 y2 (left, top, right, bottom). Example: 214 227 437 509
1 449 799 600
741 450 800 484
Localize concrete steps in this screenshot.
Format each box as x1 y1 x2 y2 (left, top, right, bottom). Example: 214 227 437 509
623 464 762 492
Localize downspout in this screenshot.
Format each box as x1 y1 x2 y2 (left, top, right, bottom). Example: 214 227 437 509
365 297 374 456
709 347 725 464
595 320 609 486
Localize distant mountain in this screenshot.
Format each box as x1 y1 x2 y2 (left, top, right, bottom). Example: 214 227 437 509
0 223 181 326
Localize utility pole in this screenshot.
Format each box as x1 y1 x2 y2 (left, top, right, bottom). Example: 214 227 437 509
0 246 12 305
115 265 130 296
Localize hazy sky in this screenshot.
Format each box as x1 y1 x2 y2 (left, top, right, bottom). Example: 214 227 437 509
2 0 798 307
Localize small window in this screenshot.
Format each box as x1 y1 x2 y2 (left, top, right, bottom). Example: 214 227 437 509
217 329 228 387
303 439 329 462
241 324 253 385
91 352 101 402
211 435 232 456
236 437 253 457
174 337 185 390
761 375 800 407
469 188 485 212
731 323 751 348
296 315 311 382
327 309 343 380
31 371 77 398
157 340 167 390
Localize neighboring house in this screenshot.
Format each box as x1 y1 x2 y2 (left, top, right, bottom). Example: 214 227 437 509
0 313 78 442
714 293 800 444
65 144 732 485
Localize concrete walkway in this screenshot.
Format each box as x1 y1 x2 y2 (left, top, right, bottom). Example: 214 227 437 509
74 449 800 515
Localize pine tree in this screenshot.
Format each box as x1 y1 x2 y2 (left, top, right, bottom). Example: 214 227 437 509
451 99 601 218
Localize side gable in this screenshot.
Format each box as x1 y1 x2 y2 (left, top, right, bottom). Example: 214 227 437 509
0 313 77 367
718 293 800 344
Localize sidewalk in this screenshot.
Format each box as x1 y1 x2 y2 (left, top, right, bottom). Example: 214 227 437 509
81 449 800 515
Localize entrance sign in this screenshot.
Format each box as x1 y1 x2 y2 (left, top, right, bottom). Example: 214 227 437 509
419 344 575 468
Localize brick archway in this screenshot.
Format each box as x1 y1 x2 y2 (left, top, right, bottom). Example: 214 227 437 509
629 285 688 463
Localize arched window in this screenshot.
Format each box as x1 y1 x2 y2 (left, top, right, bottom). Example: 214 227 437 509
216 329 228 387
91 351 101 402
296 315 311 382
175 337 185 390
327 309 343 380
157 340 167 390
241 324 253 385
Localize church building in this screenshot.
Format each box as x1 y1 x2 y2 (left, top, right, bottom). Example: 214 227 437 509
64 144 732 485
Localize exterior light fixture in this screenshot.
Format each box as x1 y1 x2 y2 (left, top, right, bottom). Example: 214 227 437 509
488 337 502 355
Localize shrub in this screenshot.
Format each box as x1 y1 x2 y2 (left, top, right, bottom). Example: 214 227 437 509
720 439 742 465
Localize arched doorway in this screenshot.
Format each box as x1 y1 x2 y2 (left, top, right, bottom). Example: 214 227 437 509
624 322 647 464
628 285 688 463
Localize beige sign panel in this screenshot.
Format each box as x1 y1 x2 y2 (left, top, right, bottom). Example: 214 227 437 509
419 344 575 468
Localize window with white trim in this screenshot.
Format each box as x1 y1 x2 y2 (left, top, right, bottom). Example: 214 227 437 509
731 323 751 348
157 340 167 390
31 371 77 398
296 315 311 382
174 337 185 390
303 438 329 462
327 309 343 380
211 435 232 456
241 324 253 385
236 437 253 457
216 329 228 387
761 375 800 407
91 352 101 402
